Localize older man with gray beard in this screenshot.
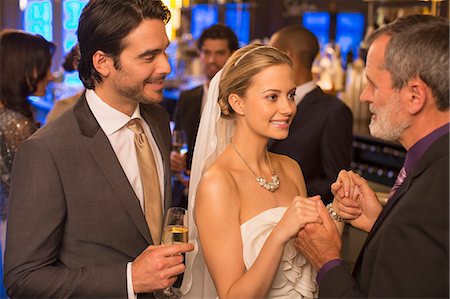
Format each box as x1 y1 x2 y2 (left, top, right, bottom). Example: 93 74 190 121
295 14 449 298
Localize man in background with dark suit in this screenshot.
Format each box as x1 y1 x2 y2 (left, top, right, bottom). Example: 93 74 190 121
269 26 353 204
171 24 238 208
4 0 193 297
296 15 449 298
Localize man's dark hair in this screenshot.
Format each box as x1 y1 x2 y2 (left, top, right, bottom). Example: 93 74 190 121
77 0 171 89
272 26 319 70
197 24 239 53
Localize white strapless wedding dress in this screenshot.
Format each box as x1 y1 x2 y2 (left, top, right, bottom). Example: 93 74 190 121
182 207 318 298
240 207 318 299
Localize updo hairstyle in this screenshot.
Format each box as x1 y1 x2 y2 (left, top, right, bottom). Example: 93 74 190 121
218 43 293 118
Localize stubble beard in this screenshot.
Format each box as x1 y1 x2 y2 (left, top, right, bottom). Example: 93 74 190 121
112 71 165 105
205 63 221 81
118 84 163 105
368 93 411 142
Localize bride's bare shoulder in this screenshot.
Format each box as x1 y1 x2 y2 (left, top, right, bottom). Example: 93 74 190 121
196 151 239 207
199 154 235 191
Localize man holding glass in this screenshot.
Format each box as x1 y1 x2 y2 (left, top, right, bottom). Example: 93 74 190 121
4 0 194 297
171 24 239 208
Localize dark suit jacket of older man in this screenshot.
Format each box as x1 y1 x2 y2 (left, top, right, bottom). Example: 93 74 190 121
4 93 172 298
269 87 353 204
319 133 449 298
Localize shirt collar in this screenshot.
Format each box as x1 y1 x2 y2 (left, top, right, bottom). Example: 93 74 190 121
295 81 317 106
404 123 449 174
85 89 142 136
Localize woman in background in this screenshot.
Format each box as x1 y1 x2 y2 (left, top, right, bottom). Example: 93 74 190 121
0 29 55 257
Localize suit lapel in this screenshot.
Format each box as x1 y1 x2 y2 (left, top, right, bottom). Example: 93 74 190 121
365 174 412 244
352 174 412 276
73 95 152 243
87 132 153 243
365 133 449 244
353 133 449 273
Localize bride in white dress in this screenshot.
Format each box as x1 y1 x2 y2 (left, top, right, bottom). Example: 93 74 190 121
181 44 324 299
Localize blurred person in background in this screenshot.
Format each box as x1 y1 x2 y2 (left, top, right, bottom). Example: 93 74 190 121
0 29 55 257
269 26 353 205
45 44 83 124
171 24 239 208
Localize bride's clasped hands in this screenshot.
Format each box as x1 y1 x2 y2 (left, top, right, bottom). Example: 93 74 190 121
273 195 324 244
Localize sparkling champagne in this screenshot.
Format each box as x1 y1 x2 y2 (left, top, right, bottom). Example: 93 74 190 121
162 225 188 245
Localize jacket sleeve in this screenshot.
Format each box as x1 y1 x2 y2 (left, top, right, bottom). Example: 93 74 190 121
4 138 128 298
319 265 364 298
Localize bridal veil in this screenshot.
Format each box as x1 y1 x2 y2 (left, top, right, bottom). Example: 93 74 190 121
180 69 234 298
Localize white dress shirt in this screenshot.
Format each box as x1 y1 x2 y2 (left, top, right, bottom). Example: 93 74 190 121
295 80 317 105
85 89 165 298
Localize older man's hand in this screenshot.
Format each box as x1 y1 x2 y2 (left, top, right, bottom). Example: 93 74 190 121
295 200 342 271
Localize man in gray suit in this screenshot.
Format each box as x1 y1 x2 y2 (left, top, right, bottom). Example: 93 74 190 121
4 0 194 297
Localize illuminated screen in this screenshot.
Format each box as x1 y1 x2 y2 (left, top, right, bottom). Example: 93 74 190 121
62 0 88 86
24 0 53 124
24 0 53 41
225 3 250 46
191 4 218 40
302 12 330 51
63 0 88 52
335 12 365 65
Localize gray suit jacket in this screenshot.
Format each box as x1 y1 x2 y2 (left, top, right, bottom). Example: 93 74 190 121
4 94 172 298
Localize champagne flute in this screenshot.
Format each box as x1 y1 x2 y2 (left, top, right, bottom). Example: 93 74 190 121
171 130 189 194
154 207 189 299
171 130 188 156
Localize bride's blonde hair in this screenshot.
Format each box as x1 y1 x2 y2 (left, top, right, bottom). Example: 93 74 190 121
218 43 293 118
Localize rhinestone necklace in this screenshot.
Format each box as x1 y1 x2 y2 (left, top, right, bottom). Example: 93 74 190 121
230 142 280 192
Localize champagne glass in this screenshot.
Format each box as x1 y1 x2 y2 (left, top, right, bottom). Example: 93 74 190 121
154 207 189 299
171 130 188 156
172 130 189 194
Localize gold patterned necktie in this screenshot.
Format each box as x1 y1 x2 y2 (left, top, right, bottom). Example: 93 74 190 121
127 118 163 244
